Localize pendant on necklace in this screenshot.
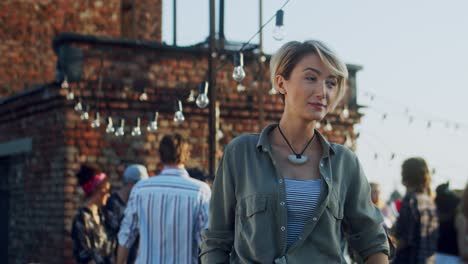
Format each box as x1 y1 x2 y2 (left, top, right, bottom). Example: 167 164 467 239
287 154 308 165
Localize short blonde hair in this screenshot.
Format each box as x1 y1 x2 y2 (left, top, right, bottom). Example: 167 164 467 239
269 40 348 109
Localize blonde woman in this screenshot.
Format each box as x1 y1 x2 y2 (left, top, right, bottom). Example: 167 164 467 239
200 40 389 263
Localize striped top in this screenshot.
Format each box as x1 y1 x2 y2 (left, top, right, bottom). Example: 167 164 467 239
118 167 211 264
285 178 322 248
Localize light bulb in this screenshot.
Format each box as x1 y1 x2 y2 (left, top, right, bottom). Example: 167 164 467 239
324 121 333 132
174 100 185 124
105 117 115 134
139 92 148 101
268 86 278 95
187 90 196 102
196 81 209 108
315 122 321 129
344 134 353 148
115 119 125 136
74 100 83 112
340 106 349 119
80 106 89 120
232 52 246 82
131 117 142 136
91 112 100 128
273 10 285 41
216 129 224 141
61 76 69 89
66 91 74 100
147 112 159 132
236 83 246 92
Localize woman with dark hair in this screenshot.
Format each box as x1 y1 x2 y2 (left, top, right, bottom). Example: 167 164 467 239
393 157 438 264
71 164 114 264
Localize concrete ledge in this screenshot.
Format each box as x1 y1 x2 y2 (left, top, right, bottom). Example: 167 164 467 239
0 138 32 157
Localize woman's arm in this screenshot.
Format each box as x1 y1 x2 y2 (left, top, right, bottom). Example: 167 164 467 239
366 252 389 264
200 145 236 263
344 154 390 260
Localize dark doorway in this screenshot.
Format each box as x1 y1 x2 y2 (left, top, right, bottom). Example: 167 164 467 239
0 157 10 264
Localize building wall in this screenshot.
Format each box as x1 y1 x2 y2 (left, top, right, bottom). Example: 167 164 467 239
0 0 162 98
0 36 361 262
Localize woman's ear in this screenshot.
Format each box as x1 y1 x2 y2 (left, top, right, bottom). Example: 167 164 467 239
275 75 287 95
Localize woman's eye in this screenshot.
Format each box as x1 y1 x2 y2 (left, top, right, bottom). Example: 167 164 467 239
326 80 337 88
306 76 317 81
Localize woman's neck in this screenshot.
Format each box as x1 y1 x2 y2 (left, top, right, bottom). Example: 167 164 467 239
278 117 317 150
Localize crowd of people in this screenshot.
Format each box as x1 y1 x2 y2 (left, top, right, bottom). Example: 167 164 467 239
70 40 468 264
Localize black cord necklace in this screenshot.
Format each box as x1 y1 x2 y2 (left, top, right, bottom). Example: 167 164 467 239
277 125 316 165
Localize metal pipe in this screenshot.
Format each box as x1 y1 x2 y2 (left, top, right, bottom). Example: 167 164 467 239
208 0 217 176
173 0 177 46
258 0 265 128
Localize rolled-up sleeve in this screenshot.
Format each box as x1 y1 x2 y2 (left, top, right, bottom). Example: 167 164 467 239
118 187 139 249
345 155 389 260
200 144 236 263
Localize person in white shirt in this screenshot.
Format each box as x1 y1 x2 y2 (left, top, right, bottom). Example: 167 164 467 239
117 133 211 264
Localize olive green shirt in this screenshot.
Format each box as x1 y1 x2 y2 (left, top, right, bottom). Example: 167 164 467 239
200 124 389 263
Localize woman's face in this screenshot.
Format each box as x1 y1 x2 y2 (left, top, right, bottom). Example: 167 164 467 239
277 53 339 121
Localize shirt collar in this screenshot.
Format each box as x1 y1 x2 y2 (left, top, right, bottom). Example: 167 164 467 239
256 123 336 157
159 167 190 178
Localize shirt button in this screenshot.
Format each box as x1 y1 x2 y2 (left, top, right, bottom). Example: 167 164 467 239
313 217 318 221
320 162 324 167
281 226 286 231
278 179 283 184
280 201 285 206
298 236 303 240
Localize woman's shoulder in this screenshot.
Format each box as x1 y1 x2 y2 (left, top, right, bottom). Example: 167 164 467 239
225 133 260 152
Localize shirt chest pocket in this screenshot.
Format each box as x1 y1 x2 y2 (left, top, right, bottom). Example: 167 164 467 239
236 196 269 241
326 197 343 221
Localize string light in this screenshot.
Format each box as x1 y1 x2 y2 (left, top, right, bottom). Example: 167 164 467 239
196 81 209 108
344 134 353 148
268 86 278 95
91 112 100 128
61 76 69 89
174 100 185 124
105 117 115 134
147 112 159 132
324 121 333 132
139 91 148 101
74 100 83 112
273 10 285 41
236 83 246 92
340 105 350 119
131 117 142 136
80 105 89 120
115 119 125 136
232 52 246 82
187 90 196 102
216 129 224 141
66 90 75 100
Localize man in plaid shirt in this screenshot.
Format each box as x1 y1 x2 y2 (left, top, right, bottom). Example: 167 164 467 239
393 157 438 264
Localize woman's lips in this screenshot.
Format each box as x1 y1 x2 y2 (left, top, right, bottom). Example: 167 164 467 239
308 102 326 109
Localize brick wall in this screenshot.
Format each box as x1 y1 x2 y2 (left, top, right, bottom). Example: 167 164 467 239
0 34 362 262
0 0 162 98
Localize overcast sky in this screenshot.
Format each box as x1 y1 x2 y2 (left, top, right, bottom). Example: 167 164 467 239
162 0 468 199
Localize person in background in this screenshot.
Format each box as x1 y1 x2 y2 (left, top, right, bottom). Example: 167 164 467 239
201 40 389 263
117 134 211 264
71 164 114 264
103 164 148 263
434 182 461 263
456 183 468 262
393 157 438 264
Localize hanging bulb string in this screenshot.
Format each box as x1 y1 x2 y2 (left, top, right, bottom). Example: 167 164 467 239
209 0 293 76
362 89 467 129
